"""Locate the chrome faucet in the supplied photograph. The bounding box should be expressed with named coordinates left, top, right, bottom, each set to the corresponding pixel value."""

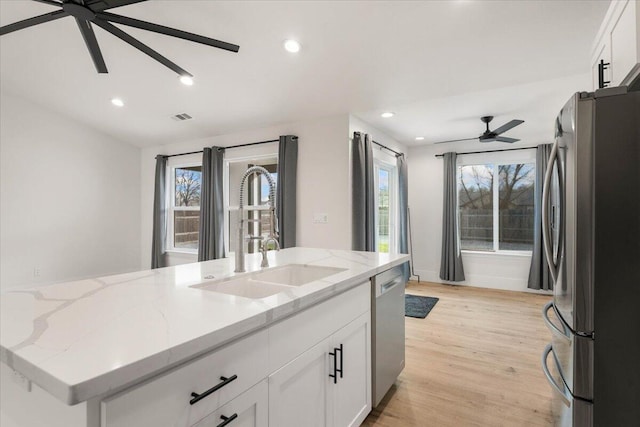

left=235, top=166, right=279, bottom=273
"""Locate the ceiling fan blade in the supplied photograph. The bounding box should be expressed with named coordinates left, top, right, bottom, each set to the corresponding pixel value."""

left=433, top=137, right=478, bottom=145
left=495, top=136, right=520, bottom=143
left=492, top=119, right=524, bottom=135
left=75, top=19, right=108, bottom=73
left=32, top=0, right=63, bottom=7
left=93, top=18, right=191, bottom=77
left=86, top=0, right=147, bottom=12
left=97, top=12, right=240, bottom=53
left=0, top=9, right=68, bottom=36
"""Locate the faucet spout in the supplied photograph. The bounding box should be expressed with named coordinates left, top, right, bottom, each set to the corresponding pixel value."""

left=235, top=166, right=279, bottom=273
left=260, top=236, right=280, bottom=268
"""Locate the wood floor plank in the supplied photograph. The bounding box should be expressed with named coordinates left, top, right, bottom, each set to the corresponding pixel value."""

left=363, top=281, right=554, bottom=427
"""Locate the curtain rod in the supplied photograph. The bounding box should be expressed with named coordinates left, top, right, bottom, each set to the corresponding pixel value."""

left=372, top=140, right=404, bottom=157
left=163, top=138, right=282, bottom=158
left=434, top=146, right=535, bottom=158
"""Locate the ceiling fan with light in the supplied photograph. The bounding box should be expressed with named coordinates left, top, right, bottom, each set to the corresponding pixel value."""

left=433, top=116, right=525, bottom=144
left=0, top=0, right=240, bottom=80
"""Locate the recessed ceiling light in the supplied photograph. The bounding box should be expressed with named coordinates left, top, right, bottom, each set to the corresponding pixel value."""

left=179, top=75, right=194, bottom=86
left=111, top=98, right=124, bottom=107
left=415, top=136, right=425, bottom=141
left=381, top=112, right=395, bottom=118
left=284, top=39, right=301, bottom=53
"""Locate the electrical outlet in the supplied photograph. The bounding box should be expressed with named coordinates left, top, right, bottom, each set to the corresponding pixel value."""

left=313, top=213, right=329, bottom=224
left=33, top=267, right=41, bottom=278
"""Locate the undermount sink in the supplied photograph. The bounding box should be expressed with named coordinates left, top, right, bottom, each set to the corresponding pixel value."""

left=250, top=264, right=347, bottom=287
left=191, top=264, right=347, bottom=299
left=192, top=277, right=292, bottom=299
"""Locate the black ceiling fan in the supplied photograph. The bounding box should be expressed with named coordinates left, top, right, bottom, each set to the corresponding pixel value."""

left=434, top=116, right=525, bottom=144
left=0, top=0, right=240, bottom=79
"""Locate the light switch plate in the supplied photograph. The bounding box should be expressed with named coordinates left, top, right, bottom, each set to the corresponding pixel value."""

left=313, top=213, right=329, bottom=224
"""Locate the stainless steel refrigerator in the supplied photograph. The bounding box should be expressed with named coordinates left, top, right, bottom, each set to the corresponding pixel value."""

left=541, top=86, right=640, bottom=427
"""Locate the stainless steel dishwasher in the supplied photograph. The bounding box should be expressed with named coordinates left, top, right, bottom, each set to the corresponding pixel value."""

left=371, top=263, right=406, bottom=407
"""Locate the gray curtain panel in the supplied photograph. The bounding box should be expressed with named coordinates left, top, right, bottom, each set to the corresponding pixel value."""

left=151, top=155, right=168, bottom=269
left=528, top=144, right=554, bottom=290
left=276, top=135, right=298, bottom=248
left=439, top=152, right=466, bottom=281
left=198, top=147, right=226, bottom=261
left=352, top=132, right=376, bottom=252
left=397, top=154, right=410, bottom=280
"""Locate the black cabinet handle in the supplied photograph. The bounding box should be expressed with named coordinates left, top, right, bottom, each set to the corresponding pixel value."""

left=329, top=349, right=338, bottom=384
left=190, top=375, right=238, bottom=405
left=336, top=344, right=343, bottom=379
left=329, top=344, right=344, bottom=384
left=216, top=413, right=238, bottom=427
left=598, top=59, right=610, bottom=89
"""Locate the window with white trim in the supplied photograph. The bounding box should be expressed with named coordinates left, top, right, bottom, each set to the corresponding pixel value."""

left=457, top=150, right=536, bottom=253
left=168, top=160, right=202, bottom=253
left=225, top=154, right=278, bottom=255
left=374, top=157, right=398, bottom=254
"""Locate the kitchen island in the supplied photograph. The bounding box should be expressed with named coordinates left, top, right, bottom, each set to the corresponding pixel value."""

left=1, top=247, right=409, bottom=427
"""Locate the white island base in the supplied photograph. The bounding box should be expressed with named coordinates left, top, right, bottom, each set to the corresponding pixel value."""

left=1, top=248, right=408, bottom=427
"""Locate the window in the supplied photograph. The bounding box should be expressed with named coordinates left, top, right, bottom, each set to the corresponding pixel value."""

left=164, top=150, right=278, bottom=256
left=457, top=151, right=535, bottom=253
left=168, top=163, right=202, bottom=252
left=458, top=164, right=494, bottom=251
left=374, top=158, right=398, bottom=253
left=225, top=155, right=278, bottom=255
left=498, top=164, right=535, bottom=250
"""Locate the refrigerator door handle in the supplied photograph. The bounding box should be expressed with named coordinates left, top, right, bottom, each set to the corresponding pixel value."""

left=542, top=140, right=559, bottom=283
left=542, top=301, right=571, bottom=341
left=542, top=343, right=572, bottom=406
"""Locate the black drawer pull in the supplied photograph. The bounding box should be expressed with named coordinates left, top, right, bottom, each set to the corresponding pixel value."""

left=336, top=344, right=343, bottom=379
left=328, top=344, right=344, bottom=384
left=598, top=59, right=610, bottom=89
left=329, top=349, right=338, bottom=384
left=190, top=375, right=238, bottom=405
left=216, top=413, right=238, bottom=427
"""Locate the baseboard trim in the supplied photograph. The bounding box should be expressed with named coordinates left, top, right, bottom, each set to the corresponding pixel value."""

left=412, top=269, right=553, bottom=295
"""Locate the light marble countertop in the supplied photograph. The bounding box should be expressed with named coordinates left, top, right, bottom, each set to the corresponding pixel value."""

left=0, top=248, right=409, bottom=405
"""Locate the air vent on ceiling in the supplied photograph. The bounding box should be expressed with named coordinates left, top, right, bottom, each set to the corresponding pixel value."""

left=171, top=113, right=193, bottom=121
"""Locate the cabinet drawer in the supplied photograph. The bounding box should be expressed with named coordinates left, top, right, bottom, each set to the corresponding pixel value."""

left=268, top=281, right=370, bottom=372
left=193, top=380, right=267, bottom=427
left=101, top=330, right=268, bottom=427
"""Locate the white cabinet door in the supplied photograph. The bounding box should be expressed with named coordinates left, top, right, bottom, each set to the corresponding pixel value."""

left=331, top=312, right=371, bottom=427
left=268, top=311, right=372, bottom=427
left=268, top=337, right=334, bottom=427
left=592, top=40, right=611, bottom=90
left=610, top=0, right=638, bottom=85
left=591, top=0, right=640, bottom=89
left=192, top=380, right=267, bottom=427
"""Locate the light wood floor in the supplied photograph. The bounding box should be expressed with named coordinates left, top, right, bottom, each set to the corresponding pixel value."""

left=363, top=281, right=554, bottom=427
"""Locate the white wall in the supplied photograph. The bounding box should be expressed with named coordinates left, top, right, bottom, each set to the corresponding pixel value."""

left=407, top=140, right=549, bottom=292
left=140, top=114, right=351, bottom=268
left=0, top=94, right=141, bottom=291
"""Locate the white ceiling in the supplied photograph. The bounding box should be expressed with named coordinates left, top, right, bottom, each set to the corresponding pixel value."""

left=356, top=73, right=591, bottom=147
left=0, top=0, right=609, bottom=147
